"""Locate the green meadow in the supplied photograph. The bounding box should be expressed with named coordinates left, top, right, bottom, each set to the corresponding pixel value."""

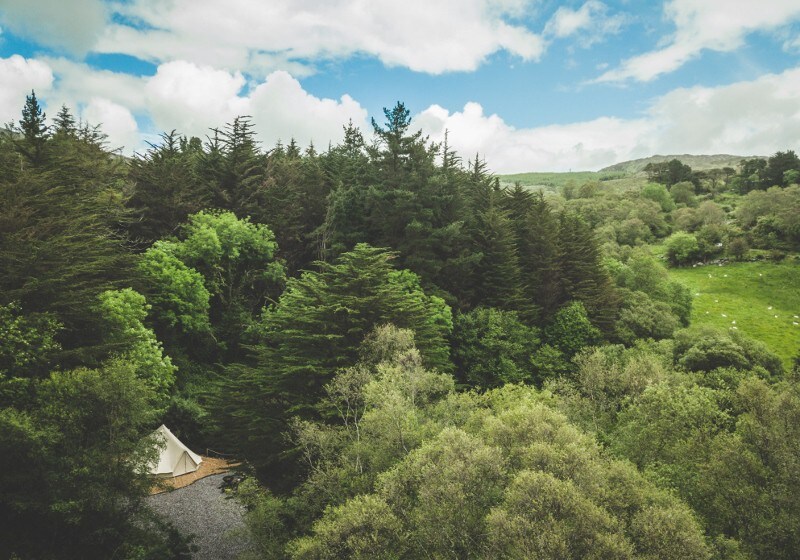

left=669, top=260, right=800, bottom=368
left=499, top=170, right=646, bottom=193
left=499, top=170, right=607, bottom=190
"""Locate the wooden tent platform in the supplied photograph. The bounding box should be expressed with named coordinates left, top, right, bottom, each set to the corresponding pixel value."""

left=150, top=456, right=240, bottom=494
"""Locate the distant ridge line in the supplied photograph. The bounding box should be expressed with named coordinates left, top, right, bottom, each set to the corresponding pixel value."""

left=599, top=153, right=766, bottom=174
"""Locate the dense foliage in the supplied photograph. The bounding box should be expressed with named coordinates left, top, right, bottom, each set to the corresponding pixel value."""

left=1, top=91, right=799, bottom=559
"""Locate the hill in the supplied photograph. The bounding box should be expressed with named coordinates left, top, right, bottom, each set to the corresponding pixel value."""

left=498, top=169, right=649, bottom=192
left=498, top=154, right=767, bottom=190
left=599, top=154, right=764, bottom=174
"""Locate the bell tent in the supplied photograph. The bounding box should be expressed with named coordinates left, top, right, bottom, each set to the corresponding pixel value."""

left=149, top=424, right=203, bottom=477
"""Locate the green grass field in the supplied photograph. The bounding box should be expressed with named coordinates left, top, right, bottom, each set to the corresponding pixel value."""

left=498, top=171, right=647, bottom=193
left=668, top=261, right=800, bottom=369
left=499, top=171, right=605, bottom=190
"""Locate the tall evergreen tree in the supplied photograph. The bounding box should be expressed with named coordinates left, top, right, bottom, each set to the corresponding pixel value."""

left=525, top=193, right=562, bottom=323
left=16, top=90, right=49, bottom=166
left=127, top=131, right=208, bottom=244
left=470, top=205, right=525, bottom=311
left=52, top=104, right=77, bottom=137
left=368, top=102, right=436, bottom=189
left=211, top=244, right=452, bottom=476
left=0, top=99, right=133, bottom=367
left=557, top=213, right=619, bottom=332
left=197, top=117, right=266, bottom=217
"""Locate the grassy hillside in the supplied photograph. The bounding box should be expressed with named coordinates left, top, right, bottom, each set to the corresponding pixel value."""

left=497, top=170, right=650, bottom=192
left=498, top=153, right=760, bottom=190
left=600, top=154, right=763, bottom=174
left=499, top=171, right=602, bottom=191
left=669, top=261, right=800, bottom=369
left=499, top=154, right=765, bottom=187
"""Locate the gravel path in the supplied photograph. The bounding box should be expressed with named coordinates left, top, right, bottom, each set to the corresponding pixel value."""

left=147, top=473, right=253, bottom=560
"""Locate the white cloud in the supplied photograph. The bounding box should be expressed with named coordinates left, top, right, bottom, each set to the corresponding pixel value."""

left=650, top=67, right=800, bottom=155
left=246, top=71, right=368, bottom=148
left=4, top=57, right=367, bottom=155
left=0, top=55, right=54, bottom=124
left=784, top=33, right=800, bottom=52
left=7, top=54, right=800, bottom=173
left=81, top=97, right=141, bottom=152
left=144, top=61, right=248, bottom=137
left=42, top=58, right=147, bottom=113
left=0, top=0, right=106, bottom=55
left=544, top=1, right=625, bottom=45
left=141, top=62, right=369, bottom=148
left=96, top=0, right=545, bottom=75
left=597, top=0, right=800, bottom=82
left=414, top=102, right=652, bottom=173
left=416, top=66, right=800, bottom=172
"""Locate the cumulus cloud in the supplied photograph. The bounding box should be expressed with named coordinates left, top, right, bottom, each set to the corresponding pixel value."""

left=8, top=58, right=367, bottom=155
left=416, top=66, right=800, bottom=172
left=96, top=0, right=545, bottom=75
left=650, top=67, right=800, bottom=155
left=41, top=58, right=147, bottom=113
left=544, top=1, right=625, bottom=45
left=597, top=0, right=800, bottom=82
left=0, top=55, right=54, bottom=124
left=82, top=97, right=141, bottom=152
left=246, top=71, right=368, bottom=148
left=142, top=62, right=369, bottom=148
left=8, top=52, right=800, bottom=172
left=414, top=102, right=652, bottom=173
left=144, top=61, right=248, bottom=136
left=0, top=0, right=106, bottom=55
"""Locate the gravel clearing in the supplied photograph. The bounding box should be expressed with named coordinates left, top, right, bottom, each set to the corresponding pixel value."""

left=147, top=473, right=253, bottom=560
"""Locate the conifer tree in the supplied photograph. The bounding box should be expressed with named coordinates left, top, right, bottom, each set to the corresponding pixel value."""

left=127, top=131, right=208, bottom=243
left=524, top=193, right=562, bottom=322
left=470, top=205, right=525, bottom=311
left=557, top=213, right=619, bottom=332
left=197, top=117, right=266, bottom=218
left=368, top=101, right=435, bottom=189
left=16, top=90, right=49, bottom=166
left=212, top=244, right=452, bottom=475
left=52, top=105, right=77, bottom=137
left=1, top=99, right=132, bottom=367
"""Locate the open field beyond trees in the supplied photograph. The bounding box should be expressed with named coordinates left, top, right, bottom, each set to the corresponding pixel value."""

left=669, top=260, right=800, bottom=368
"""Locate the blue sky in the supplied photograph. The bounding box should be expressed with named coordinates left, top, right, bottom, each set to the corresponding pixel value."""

left=1, top=0, right=799, bottom=171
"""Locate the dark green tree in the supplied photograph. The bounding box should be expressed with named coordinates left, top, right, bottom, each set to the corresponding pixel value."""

left=644, top=158, right=695, bottom=186
left=196, top=117, right=267, bottom=217
left=0, top=100, right=133, bottom=368
left=737, top=158, right=767, bottom=193
left=127, top=131, right=208, bottom=244
left=212, top=244, right=452, bottom=475
left=0, top=360, right=192, bottom=559
left=368, top=102, right=436, bottom=189
left=557, top=213, right=619, bottom=331
left=763, top=150, right=800, bottom=188
left=16, top=90, right=49, bottom=166
left=451, top=307, right=540, bottom=388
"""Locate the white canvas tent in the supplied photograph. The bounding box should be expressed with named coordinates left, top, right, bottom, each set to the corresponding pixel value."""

left=149, top=424, right=203, bottom=477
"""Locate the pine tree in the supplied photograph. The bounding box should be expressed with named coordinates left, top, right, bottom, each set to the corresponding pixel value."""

left=16, top=90, right=49, bottom=166
left=368, top=101, right=437, bottom=190
left=212, top=244, right=452, bottom=476
left=197, top=117, right=266, bottom=217
left=1, top=99, right=133, bottom=368
left=127, top=131, right=208, bottom=244
left=52, top=105, right=77, bottom=137
left=502, top=185, right=539, bottom=322
left=521, top=192, right=562, bottom=323
left=557, top=213, right=619, bottom=332
left=470, top=204, right=524, bottom=310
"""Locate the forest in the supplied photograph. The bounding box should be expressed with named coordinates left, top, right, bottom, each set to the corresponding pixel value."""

left=1, top=91, right=799, bottom=559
